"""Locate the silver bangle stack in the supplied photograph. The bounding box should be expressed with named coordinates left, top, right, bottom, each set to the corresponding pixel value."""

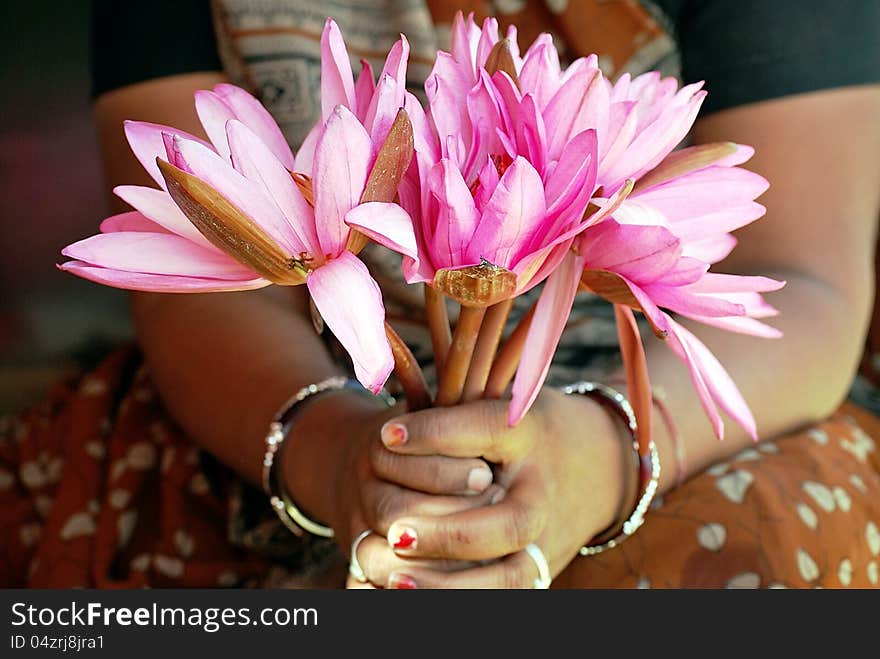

left=262, top=375, right=395, bottom=538
left=560, top=381, right=661, bottom=556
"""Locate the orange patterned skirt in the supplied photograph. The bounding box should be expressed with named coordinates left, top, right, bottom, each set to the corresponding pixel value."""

left=2, top=347, right=879, bottom=589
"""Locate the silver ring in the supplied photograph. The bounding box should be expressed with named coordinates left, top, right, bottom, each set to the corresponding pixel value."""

left=348, top=530, right=373, bottom=583
left=525, top=543, right=551, bottom=589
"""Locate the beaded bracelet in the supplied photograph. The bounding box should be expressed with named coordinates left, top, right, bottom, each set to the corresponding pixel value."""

left=560, top=381, right=661, bottom=556
left=262, top=376, right=394, bottom=538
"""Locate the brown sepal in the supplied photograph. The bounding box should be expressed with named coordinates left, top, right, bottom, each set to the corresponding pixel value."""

left=158, top=159, right=306, bottom=286
left=347, top=108, right=415, bottom=254
left=484, top=39, right=521, bottom=90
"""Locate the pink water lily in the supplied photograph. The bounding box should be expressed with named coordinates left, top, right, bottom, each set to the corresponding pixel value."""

left=343, top=12, right=637, bottom=413
left=423, top=13, right=705, bottom=188
left=349, top=13, right=633, bottom=305
left=61, top=82, right=415, bottom=393
left=395, top=13, right=624, bottom=419
left=511, top=139, right=781, bottom=433
left=293, top=18, right=421, bottom=174
left=578, top=220, right=783, bottom=439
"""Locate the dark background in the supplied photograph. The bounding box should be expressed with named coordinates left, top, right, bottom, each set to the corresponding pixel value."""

left=0, top=1, right=131, bottom=413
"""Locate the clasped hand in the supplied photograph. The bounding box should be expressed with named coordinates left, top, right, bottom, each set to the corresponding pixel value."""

left=335, top=390, right=626, bottom=589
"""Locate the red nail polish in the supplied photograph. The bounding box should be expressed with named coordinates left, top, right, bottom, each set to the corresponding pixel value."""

left=391, top=526, right=417, bottom=550
left=382, top=422, right=407, bottom=447
left=389, top=573, right=417, bottom=590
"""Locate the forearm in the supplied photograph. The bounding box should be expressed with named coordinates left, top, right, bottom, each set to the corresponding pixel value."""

left=644, top=269, right=870, bottom=492
left=131, top=287, right=344, bottom=487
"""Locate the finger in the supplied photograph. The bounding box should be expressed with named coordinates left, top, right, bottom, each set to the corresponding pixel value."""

left=362, top=479, right=506, bottom=537
left=379, top=399, right=538, bottom=462
left=354, top=532, right=477, bottom=588
left=386, top=469, right=547, bottom=561
left=386, top=550, right=543, bottom=589
left=370, top=443, right=494, bottom=495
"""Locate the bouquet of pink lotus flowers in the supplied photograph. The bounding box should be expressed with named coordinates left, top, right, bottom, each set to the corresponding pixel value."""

left=60, top=14, right=783, bottom=451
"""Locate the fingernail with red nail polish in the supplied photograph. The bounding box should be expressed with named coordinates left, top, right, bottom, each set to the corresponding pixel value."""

left=388, top=573, right=417, bottom=589
left=389, top=525, right=417, bottom=550
left=467, top=467, right=492, bottom=492
left=381, top=422, right=407, bottom=447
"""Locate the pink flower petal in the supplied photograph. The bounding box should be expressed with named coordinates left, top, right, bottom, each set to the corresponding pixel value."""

left=365, top=74, right=405, bottom=147
left=213, top=84, right=295, bottom=169
left=544, top=129, right=597, bottom=215
left=377, top=36, right=409, bottom=94
left=667, top=203, right=767, bottom=242
left=633, top=166, right=769, bottom=223
left=320, top=18, right=356, bottom=120
left=59, top=261, right=268, bottom=293
left=579, top=221, right=682, bottom=284
left=354, top=59, right=376, bottom=123
left=429, top=160, right=480, bottom=265
left=226, top=119, right=319, bottom=256
left=312, top=105, right=372, bottom=256
left=100, top=211, right=168, bottom=234
left=357, top=35, right=409, bottom=144
left=475, top=17, right=501, bottom=69
left=683, top=273, right=785, bottom=294
left=599, top=101, right=638, bottom=171
left=509, top=251, right=585, bottom=425
left=515, top=94, right=547, bottom=176
left=641, top=283, right=746, bottom=318
left=306, top=251, right=393, bottom=393
left=293, top=121, right=322, bottom=175
left=544, top=66, right=608, bottom=160
left=611, top=198, right=669, bottom=228
left=602, top=86, right=706, bottom=189
left=719, top=291, right=779, bottom=316
left=716, top=143, right=755, bottom=167
left=518, top=35, right=561, bottom=109
left=683, top=234, right=738, bottom=263
left=468, top=156, right=546, bottom=268
left=113, top=185, right=215, bottom=248
left=62, top=232, right=257, bottom=279
left=664, top=316, right=725, bottom=439
left=426, top=72, right=470, bottom=167
left=123, top=120, right=211, bottom=188
left=668, top=318, right=758, bottom=440
left=404, top=91, right=440, bottom=162
left=194, top=90, right=236, bottom=161
left=462, top=71, right=507, bottom=181
left=677, top=313, right=783, bottom=338
left=345, top=202, right=419, bottom=261
left=655, top=256, right=710, bottom=287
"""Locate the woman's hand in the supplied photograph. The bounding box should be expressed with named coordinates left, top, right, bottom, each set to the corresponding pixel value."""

left=355, top=390, right=631, bottom=588
left=279, top=389, right=504, bottom=587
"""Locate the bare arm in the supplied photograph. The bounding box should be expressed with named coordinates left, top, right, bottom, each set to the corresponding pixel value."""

left=95, top=74, right=377, bottom=526
left=646, top=85, right=880, bottom=490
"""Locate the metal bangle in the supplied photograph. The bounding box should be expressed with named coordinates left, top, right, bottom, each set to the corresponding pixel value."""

left=560, top=381, right=661, bottom=557
left=262, top=376, right=395, bottom=538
